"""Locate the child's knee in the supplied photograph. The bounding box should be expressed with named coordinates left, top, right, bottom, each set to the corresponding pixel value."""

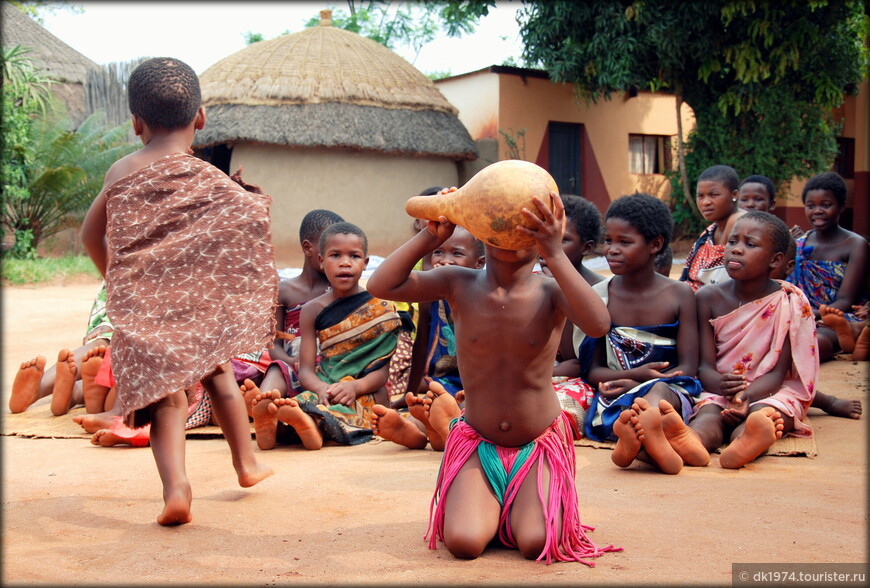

left=443, top=530, right=488, bottom=560
left=515, top=530, right=547, bottom=560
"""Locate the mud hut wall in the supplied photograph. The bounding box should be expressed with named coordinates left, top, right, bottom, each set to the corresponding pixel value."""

left=229, top=144, right=460, bottom=267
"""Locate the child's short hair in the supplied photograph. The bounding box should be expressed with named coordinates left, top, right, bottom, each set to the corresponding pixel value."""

left=128, top=57, right=201, bottom=131
left=739, top=174, right=777, bottom=204
left=738, top=211, right=791, bottom=255
left=606, top=193, right=673, bottom=252
left=801, top=171, right=847, bottom=206
left=698, top=165, right=739, bottom=193
left=562, top=194, right=602, bottom=244
left=455, top=226, right=485, bottom=259
left=654, top=244, right=673, bottom=273
left=319, top=221, right=368, bottom=255
left=419, top=186, right=444, bottom=196
left=299, top=209, right=344, bottom=244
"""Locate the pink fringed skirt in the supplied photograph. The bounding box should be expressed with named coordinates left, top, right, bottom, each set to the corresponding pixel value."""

left=426, top=411, right=621, bottom=564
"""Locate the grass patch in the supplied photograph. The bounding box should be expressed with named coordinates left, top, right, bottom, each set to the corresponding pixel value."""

left=2, top=255, right=101, bottom=286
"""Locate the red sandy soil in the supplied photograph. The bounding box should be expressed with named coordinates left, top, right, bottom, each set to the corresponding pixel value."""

left=2, top=280, right=867, bottom=586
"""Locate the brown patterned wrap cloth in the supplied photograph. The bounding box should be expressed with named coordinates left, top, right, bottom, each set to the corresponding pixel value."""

left=104, top=153, right=278, bottom=422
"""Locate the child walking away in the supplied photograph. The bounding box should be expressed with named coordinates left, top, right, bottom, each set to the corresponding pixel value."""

left=250, top=222, right=407, bottom=450
left=680, top=165, right=747, bottom=291
left=691, top=211, right=819, bottom=468
left=81, top=57, right=276, bottom=525
left=367, top=171, right=620, bottom=564
left=579, top=193, right=705, bottom=474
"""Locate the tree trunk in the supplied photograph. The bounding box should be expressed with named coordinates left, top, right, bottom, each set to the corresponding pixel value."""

left=675, top=93, right=699, bottom=217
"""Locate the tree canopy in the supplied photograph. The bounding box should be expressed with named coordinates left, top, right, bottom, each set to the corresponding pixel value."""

left=516, top=0, right=868, bottom=232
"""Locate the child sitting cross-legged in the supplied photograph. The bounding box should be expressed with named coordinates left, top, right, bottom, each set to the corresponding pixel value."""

left=690, top=211, right=819, bottom=469
left=250, top=222, right=408, bottom=450
left=579, top=193, right=706, bottom=475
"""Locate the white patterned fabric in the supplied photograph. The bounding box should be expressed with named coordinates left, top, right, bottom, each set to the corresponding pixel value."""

left=105, top=153, right=278, bottom=419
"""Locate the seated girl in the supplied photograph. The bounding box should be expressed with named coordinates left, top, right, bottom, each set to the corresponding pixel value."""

left=579, top=193, right=704, bottom=475
left=680, top=165, right=747, bottom=291
left=690, top=211, right=819, bottom=468
left=786, top=172, right=868, bottom=361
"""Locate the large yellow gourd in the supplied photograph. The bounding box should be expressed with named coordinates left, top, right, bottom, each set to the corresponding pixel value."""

left=405, top=160, right=560, bottom=250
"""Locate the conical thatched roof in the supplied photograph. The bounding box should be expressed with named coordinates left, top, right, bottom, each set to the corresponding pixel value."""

left=1, top=3, right=99, bottom=83
left=194, top=12, right=477, bottom=160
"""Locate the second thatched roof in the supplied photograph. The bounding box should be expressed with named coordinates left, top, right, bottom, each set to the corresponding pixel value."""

left=194, top=12, right=477, bottom=160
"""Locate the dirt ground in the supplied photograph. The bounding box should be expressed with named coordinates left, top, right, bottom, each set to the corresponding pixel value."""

left=2, top=279, right=867, bottom=586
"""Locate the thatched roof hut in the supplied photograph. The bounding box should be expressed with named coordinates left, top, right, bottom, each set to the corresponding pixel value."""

left=193, top=10, right=477, bottom=263
left=1, top=3, right=99, bottom=125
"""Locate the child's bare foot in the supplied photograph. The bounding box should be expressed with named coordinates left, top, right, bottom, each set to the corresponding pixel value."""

left=158, top=484, right=193, bottom=526
left=815, top=393, right=862, bottom=420
left=821, top=305, right=856, bottom=352
left=659, top=399, right=710, bottom=466
left=73, top=411, right=117, bottom=433
left=423, top=381, right=460, bottom=445
left=10, top=355, right=46, bottom=413
left=719, top=407, right=784, bottom=469
left=406, top=392, right=444, bottom=450
left=90, top=428, right=149, bottom=447
left=81, top=345, right=109, bottom=413
left=50, top=349, right=77, bottom=416
left=853, top=325, right=870, bottom=361
left=251, top=389, right=280, bottom=450
left=631, top=397, right=683, bottom=475
left=240, top=379, right=260, bottom=418
left=612, top=408, right=641, bottom=468
left=274, top=397, right=323, bottom=450
left=371, top=404, right=428, bottom=449
left=455, top=390, right=466, bottom=405
left=237, top=461, right=274, bottom=488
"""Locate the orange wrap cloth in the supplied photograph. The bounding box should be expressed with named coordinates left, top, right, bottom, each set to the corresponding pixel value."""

left=104, top=153, right=278, bottom=421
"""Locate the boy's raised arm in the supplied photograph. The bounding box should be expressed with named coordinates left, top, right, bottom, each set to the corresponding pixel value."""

left=519, top=195, right=610, bottom=338
left=367, top=218, right=454, bottom=303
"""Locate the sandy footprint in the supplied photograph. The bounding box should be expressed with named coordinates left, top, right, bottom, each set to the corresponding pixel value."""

left=10, top=355, right=46, bottom=413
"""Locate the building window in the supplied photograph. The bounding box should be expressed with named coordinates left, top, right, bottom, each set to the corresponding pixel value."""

left=629, top=134, right=673, bottom=174
left=833, top=137, right=855, bottom=179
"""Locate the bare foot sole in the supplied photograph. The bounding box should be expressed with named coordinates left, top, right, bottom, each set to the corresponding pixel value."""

left=719, top=408, right=784, bottom=469
left=251, top=389, right=280, bottom=450
left=51, top=349, right=77, bottom=416
left=659, top=399, right=710, bottom=466
left=274, top=398, right=323, bottom=451
left=371, top=404, right=428, bottom=449
left=852, top=325, right=870, bottom=361
left=73, top=411, right=118, bottom=433
left=240, top=378, right=260, bottom=418
left=632, top=397, right=683, bottom=475
left=10, top=355, right=46, bottom=413
left=406, top=392, right=444, bottom=450
left=157, top=485, right=193, bottom=526
left=612, top=409, right=642, bottom=468
left=90, top=427, right=150, bottom=447
left=81, top=345, right=109, bottom=413
left=423, top=381, right=461, bottom=445
left=820, top=305, right=856, bottom=353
